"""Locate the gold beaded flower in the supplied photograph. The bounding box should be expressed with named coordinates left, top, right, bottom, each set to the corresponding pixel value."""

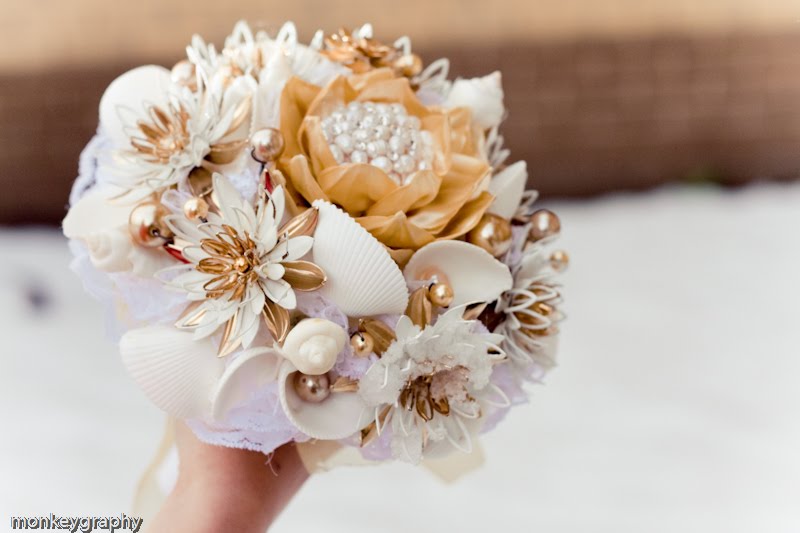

left=277, top=69, right=494, bottom=265
left=168, top=174, right=325, bottom=356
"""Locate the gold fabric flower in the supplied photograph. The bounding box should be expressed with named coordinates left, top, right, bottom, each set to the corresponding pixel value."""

left=277, top=68, right=494, bottom=264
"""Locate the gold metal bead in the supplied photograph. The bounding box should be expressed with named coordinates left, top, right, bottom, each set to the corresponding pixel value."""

left=350, top=332, right=375, bottom=358
left=528, top=209, right=561, bottom=242
left=183, top=197, right=209, bottom=220
left=251, top=128, right=285, bottom=163
left=466, top=213, right=513, bottom=257
left=129, top=201, right=173, bottom=248
left=292, top=372, right=331, bottom=403
left=428, top=282, right=454, bottom=308
left=550, top=250, right=569, bottom=272
left=394, top=53, right=423, bottom=78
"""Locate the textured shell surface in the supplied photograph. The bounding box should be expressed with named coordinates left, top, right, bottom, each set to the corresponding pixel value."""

left=311, top=200, right=409, bottom=317
left=119, top=326, right=224, bottom=419
left=282, top=318, right=347, bottom=375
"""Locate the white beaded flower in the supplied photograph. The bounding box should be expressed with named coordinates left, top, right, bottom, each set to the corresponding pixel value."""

left=321, top=101, right=434, bottom=185
left=358, top=308, right=507, bottom=464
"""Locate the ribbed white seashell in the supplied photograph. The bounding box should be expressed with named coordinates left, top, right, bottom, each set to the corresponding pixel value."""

left=211, top=347, right=282, bottom=421
left=84, top=228, right=134, bottom=272
left=99, top=65, right=173, bottom=147
left=311, top=200, right=409, bottom=316
left=278, top=361, right=371, bottom=440
left=488, top=161, right=527, bottom=219
left=120, top=326, right=224, bottom=419
left=404, top=240, right=513, bottom=308
left=282, top=318, right=347, bottom=375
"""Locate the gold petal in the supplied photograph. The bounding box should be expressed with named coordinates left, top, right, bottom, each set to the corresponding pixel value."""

left=278, top=207, right=319, bottom=239
left=331, top=376, right=359, bottom=393
left=406, top=287, right=433, bottom=328
left=218, top=314, right=241, bottom=358
left=357, top=211, right=435, bottom=250
left=282, top=260, right=327, bottom=291
left=360, top=405, right=392, bottom=447
left=432, top=396, right=450, bottom=416
left=317, top=163, right=397, bottom=215
left=262, top=300, right=290, bottom=344
left=358, top=318, right=397, bottom=356
left=462, top=302, right=488, bottom=321
left=175, top=303, right=206, bottom=329
left=206, top=139, right=248, bottom=164
left=436, top=191, right=495, bottom=242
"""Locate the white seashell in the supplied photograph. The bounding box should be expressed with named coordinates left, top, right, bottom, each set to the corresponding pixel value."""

left=444, top=71, right=505, bottom=130
left=120, top=326, right=224, bottom=419
left=488, top=161, right=527, bottom=219
left=99, top=65, right=172, bottom=147
left=282, top=318, right=347, bottom=375
left=311, top=201, right=409, bottom=316
left=63, top=186, right=132, bottom=240
left=85, top=228, right=134, bottom=272
left=404, top=240, right=513, bottom=308
left=278, top=360, right=371, bottom=440
left=211, top=347, right=282, bottom=421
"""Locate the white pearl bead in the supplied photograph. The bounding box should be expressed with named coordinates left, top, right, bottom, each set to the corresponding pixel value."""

left=351, top=150, right=368, bottom=164
left=335, top=133, right=354, bottom=154
left=366, top=140, right=387, bottom=157
left=388, top=135, right=405, bottom=153
left=323, top=102, right=433, bottom=185
left=371, top=156, right=393, bottom=174
left=328, top=144, right=344, bottom=163
left=396, top=154, right=416, bottom=174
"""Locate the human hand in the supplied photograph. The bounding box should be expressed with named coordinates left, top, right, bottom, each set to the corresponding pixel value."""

left=146, top=423, right=309, bottom=532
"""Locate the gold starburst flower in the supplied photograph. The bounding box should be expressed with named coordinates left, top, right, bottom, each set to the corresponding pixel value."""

left=168, top=174, right=325, bottom=356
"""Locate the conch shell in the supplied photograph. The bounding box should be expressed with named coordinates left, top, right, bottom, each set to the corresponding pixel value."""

left=282, top=318, right=347, bottom=375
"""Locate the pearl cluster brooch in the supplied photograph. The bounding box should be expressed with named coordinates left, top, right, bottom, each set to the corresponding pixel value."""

left=321, top=101, right=434, bottom=185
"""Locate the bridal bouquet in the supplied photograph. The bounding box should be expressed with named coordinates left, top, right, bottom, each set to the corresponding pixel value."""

left=64, top=21, right=567, bottom=466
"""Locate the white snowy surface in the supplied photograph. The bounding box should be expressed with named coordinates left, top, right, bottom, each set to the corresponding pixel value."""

left=1, top=183, right=799, bottom=532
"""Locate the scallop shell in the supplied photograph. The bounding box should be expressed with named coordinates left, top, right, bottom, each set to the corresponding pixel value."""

left=311, top=200, right=409, bottom=316
left=211, top=347, right=282, bottom=421
left=85, top=228, right=134, bottom=272
left=120, top=326, right=223, bottom=419
left=488, top=161, right=527, bottom=219
left=278, top=360, right=371, bottom=440
left=404, top=240, right=513, bottom=308
left=99, top=65, right=172, bottom=147
left=282, top=318, right=347, bottom=375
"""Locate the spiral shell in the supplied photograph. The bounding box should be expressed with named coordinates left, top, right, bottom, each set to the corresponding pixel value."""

left=84, top=228, right=134, bottom=272
left=282, top=318, right=347, bottom=375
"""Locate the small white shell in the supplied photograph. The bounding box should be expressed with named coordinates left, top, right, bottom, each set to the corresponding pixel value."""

left=404, top=240, right=513, bottom=308
left=311, top=201, right=409, bottom=316
left=488, top=161, right=527, bottom=219
left=63, top=186, right=131, bottom=240
left=99, top=65, right=172, bottom=147
left=278, top=361, right=371, bottom=440
left=120, top=326, right=224, bottom=419
left=282, top=318, right=347, bottom=375
left=84, top=228, right=134, bottom=272
left=211, top=347, right=282, bottom=421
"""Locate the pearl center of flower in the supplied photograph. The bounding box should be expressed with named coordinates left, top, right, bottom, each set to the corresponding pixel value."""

left=321, top=101, right=434, bottom=185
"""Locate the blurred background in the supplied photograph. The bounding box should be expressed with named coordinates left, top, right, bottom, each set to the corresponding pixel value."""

left=1, top=1, right=799, bottom=531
